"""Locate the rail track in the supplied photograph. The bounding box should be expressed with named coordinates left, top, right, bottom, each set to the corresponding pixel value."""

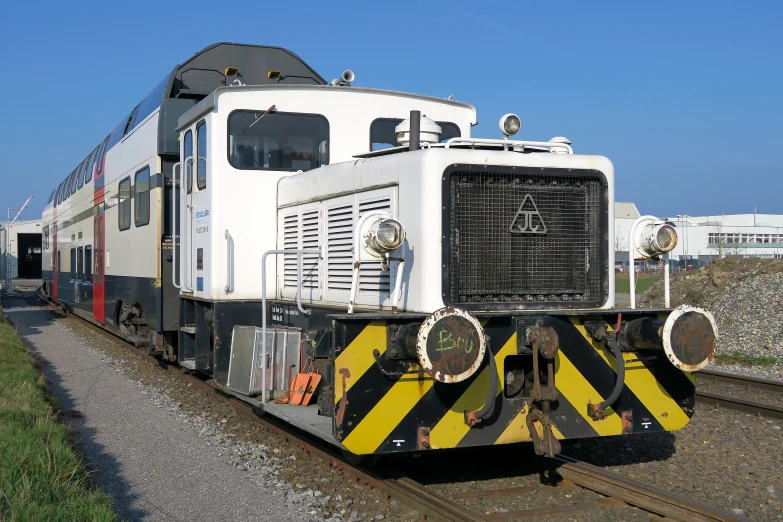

left=25, top=288, right=747, bottom=522
left=697, top=369, right=783, bottom=420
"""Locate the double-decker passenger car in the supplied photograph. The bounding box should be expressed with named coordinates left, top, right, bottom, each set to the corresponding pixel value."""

left=42, top=42, right=718, bottom=458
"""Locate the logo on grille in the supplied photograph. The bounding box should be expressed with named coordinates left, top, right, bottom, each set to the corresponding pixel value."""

left=509, top=194, right=547, bottom=234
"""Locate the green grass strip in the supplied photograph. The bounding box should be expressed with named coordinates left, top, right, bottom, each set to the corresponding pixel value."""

left=615, top=274, right=661, bottom=294
left=714, top=350, right=778, bottom=367
left=0, top=314, right=116, bottom=521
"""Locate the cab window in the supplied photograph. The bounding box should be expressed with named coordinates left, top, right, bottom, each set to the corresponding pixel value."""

left=197, top=121, right=207, bottom=190
left=184, top=130, right=193, bottom=194
left=370, top=118, right=461, bottom=151
left=228, top=111, right=328, bottom=171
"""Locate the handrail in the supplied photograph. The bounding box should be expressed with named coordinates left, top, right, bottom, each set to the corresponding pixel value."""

left=171, top=162, right=180, bottom=289
left=224, top=230, right=234, bottom=294
left=259, top=248, right=321, bottom=402
left=444, top=137, right=573, bottom=154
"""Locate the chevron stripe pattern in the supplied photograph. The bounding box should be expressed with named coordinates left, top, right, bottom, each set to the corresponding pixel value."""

left=332, top=313, right=695, bottom=455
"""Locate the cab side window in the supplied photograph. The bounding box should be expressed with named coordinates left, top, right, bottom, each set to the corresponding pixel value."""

left=197, top=121, right=207, bottom=190
left=184, top=130, right=193, bottom=194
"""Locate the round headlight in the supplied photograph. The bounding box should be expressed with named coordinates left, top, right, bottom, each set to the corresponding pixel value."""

left=374, top=219, right=405, bottom=251
left=635, top=222, right=678, bottom=258
left=655, top=225, right=678, bottom=253
left=499, top=113, right=521, bottom=136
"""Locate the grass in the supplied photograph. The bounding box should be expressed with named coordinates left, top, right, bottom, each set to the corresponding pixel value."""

left=0, top=314, right=116, bottom=521
left=615, top=273, right=661, bottom=294
left=714, top=350, right=778, bottom=367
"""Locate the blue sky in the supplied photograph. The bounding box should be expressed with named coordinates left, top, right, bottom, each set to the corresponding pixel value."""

left=1, top=0, right=780, bottom=221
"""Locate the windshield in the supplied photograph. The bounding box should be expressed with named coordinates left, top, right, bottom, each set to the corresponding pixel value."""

left=228, top=110, right=329, bottom=171
left=370, top=118, right=461, bottom=151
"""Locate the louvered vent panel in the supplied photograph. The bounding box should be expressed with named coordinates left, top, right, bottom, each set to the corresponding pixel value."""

left=358, top=197, right=392, bottom=292
left=283, top=214, right=299, bottom=288
left=327, top=204, right=354, bottom=290
left=301, top=210, right=320, bottom=289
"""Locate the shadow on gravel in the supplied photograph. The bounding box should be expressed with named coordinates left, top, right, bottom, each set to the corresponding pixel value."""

left=378, top=432, right=676, bottom=487
left=2, top=294, right=147, bottom=521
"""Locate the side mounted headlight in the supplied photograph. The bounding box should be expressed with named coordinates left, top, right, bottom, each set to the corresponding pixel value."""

left=635, top=223, right=678, bottom=258
left=366, top=218, right=405, bottom=254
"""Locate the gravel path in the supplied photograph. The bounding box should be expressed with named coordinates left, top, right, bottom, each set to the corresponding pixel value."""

left=2, top=297, right=306, bottom=522
left=3, top=294, right=414, bottom=522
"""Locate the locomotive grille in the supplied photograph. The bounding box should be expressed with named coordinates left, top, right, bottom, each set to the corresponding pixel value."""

left=445, top=167, right=607, bottom=309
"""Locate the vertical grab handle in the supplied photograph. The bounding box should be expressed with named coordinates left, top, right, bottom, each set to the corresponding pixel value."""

left=171, top=162, right=180, bottom=289
left=225, top=230, right=234, bottom=294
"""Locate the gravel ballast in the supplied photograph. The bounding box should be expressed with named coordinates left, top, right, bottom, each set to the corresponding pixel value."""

left=639, top=258, right=783, bottom=380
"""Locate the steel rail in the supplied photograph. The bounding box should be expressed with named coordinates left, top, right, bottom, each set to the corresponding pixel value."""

left=31, top=288, right=748, bottom=522
left=696, top=369, right=783, bottom=420
left=695, top=391, right=783, bottom=420
left=699, top=368, right=783, bottom=394
left=554, top=455, right=746, bottom=522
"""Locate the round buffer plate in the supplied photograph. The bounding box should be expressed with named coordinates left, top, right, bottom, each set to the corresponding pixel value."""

left=662, top=304, right=719, bottom=371
left=416, top=307, right=486, bottom=383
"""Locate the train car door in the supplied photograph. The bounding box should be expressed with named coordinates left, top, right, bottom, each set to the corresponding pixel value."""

left=191, top=121, right=209, bottom=295
left=92, top=137, right=108, bottom=323
left=52, top=225, right=58, bottom=301
left=180, top=129, right=194, bottom=292
left=93, top=210, right=105, bottom=322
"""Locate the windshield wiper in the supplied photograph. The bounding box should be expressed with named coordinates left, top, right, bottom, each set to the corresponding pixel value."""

left=238, top=104, right=276, bottom=135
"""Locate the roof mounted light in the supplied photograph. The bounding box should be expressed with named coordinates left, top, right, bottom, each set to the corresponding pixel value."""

left=499, top=113, right=521, bottom=137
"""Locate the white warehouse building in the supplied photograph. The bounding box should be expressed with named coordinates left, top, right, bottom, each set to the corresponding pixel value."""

left=615, top=203, right=783, bottom=262
left=0, top=219, right=43, bottom=284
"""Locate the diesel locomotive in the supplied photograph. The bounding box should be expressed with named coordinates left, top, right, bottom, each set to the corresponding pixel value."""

left=41, top=42, right=718, bottom=458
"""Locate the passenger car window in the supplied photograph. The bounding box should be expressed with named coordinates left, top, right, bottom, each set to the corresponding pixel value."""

left=135, top=167, right=150, bottom=227
left=197, top=121, right=207, bottom=190
left=370, top=118, right=461, bottom=151
left=118, top=177, right=131, bottom=231
left=96, top=136, right=109, bottom=178
left=228, top=111, right=329, bottom=171
left=85, top=246, right=92, bottom=281
left=85, top=146, right=98, bottom=183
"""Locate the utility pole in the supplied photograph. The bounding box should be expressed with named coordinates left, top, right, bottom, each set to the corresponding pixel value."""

left=5, top=196, right=33, bottom=291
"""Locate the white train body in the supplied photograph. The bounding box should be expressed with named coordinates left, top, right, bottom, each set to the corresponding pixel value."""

left=177, top=85, right=615, bottom=312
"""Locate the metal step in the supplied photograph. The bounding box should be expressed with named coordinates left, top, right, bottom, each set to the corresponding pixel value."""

left=180, top=326, right=196, bottom=334
left=180, top=360, right=196, bottom=370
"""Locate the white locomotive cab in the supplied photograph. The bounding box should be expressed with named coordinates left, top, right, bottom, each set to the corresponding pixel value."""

left=176, top=84, right=614, bottom=312
left=175, top=85, right=475, bottom=303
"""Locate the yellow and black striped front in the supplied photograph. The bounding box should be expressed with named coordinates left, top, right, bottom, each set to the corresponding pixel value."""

left=332, top=312, right=695, bottom=455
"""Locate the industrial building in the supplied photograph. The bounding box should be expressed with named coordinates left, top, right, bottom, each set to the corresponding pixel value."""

left=0, top=219, right=43, bottom=283
left=615, top=203, right=783, bottom=262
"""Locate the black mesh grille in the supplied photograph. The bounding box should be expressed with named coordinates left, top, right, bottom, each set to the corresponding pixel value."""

left=446, top=168, right=607, bottom=308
